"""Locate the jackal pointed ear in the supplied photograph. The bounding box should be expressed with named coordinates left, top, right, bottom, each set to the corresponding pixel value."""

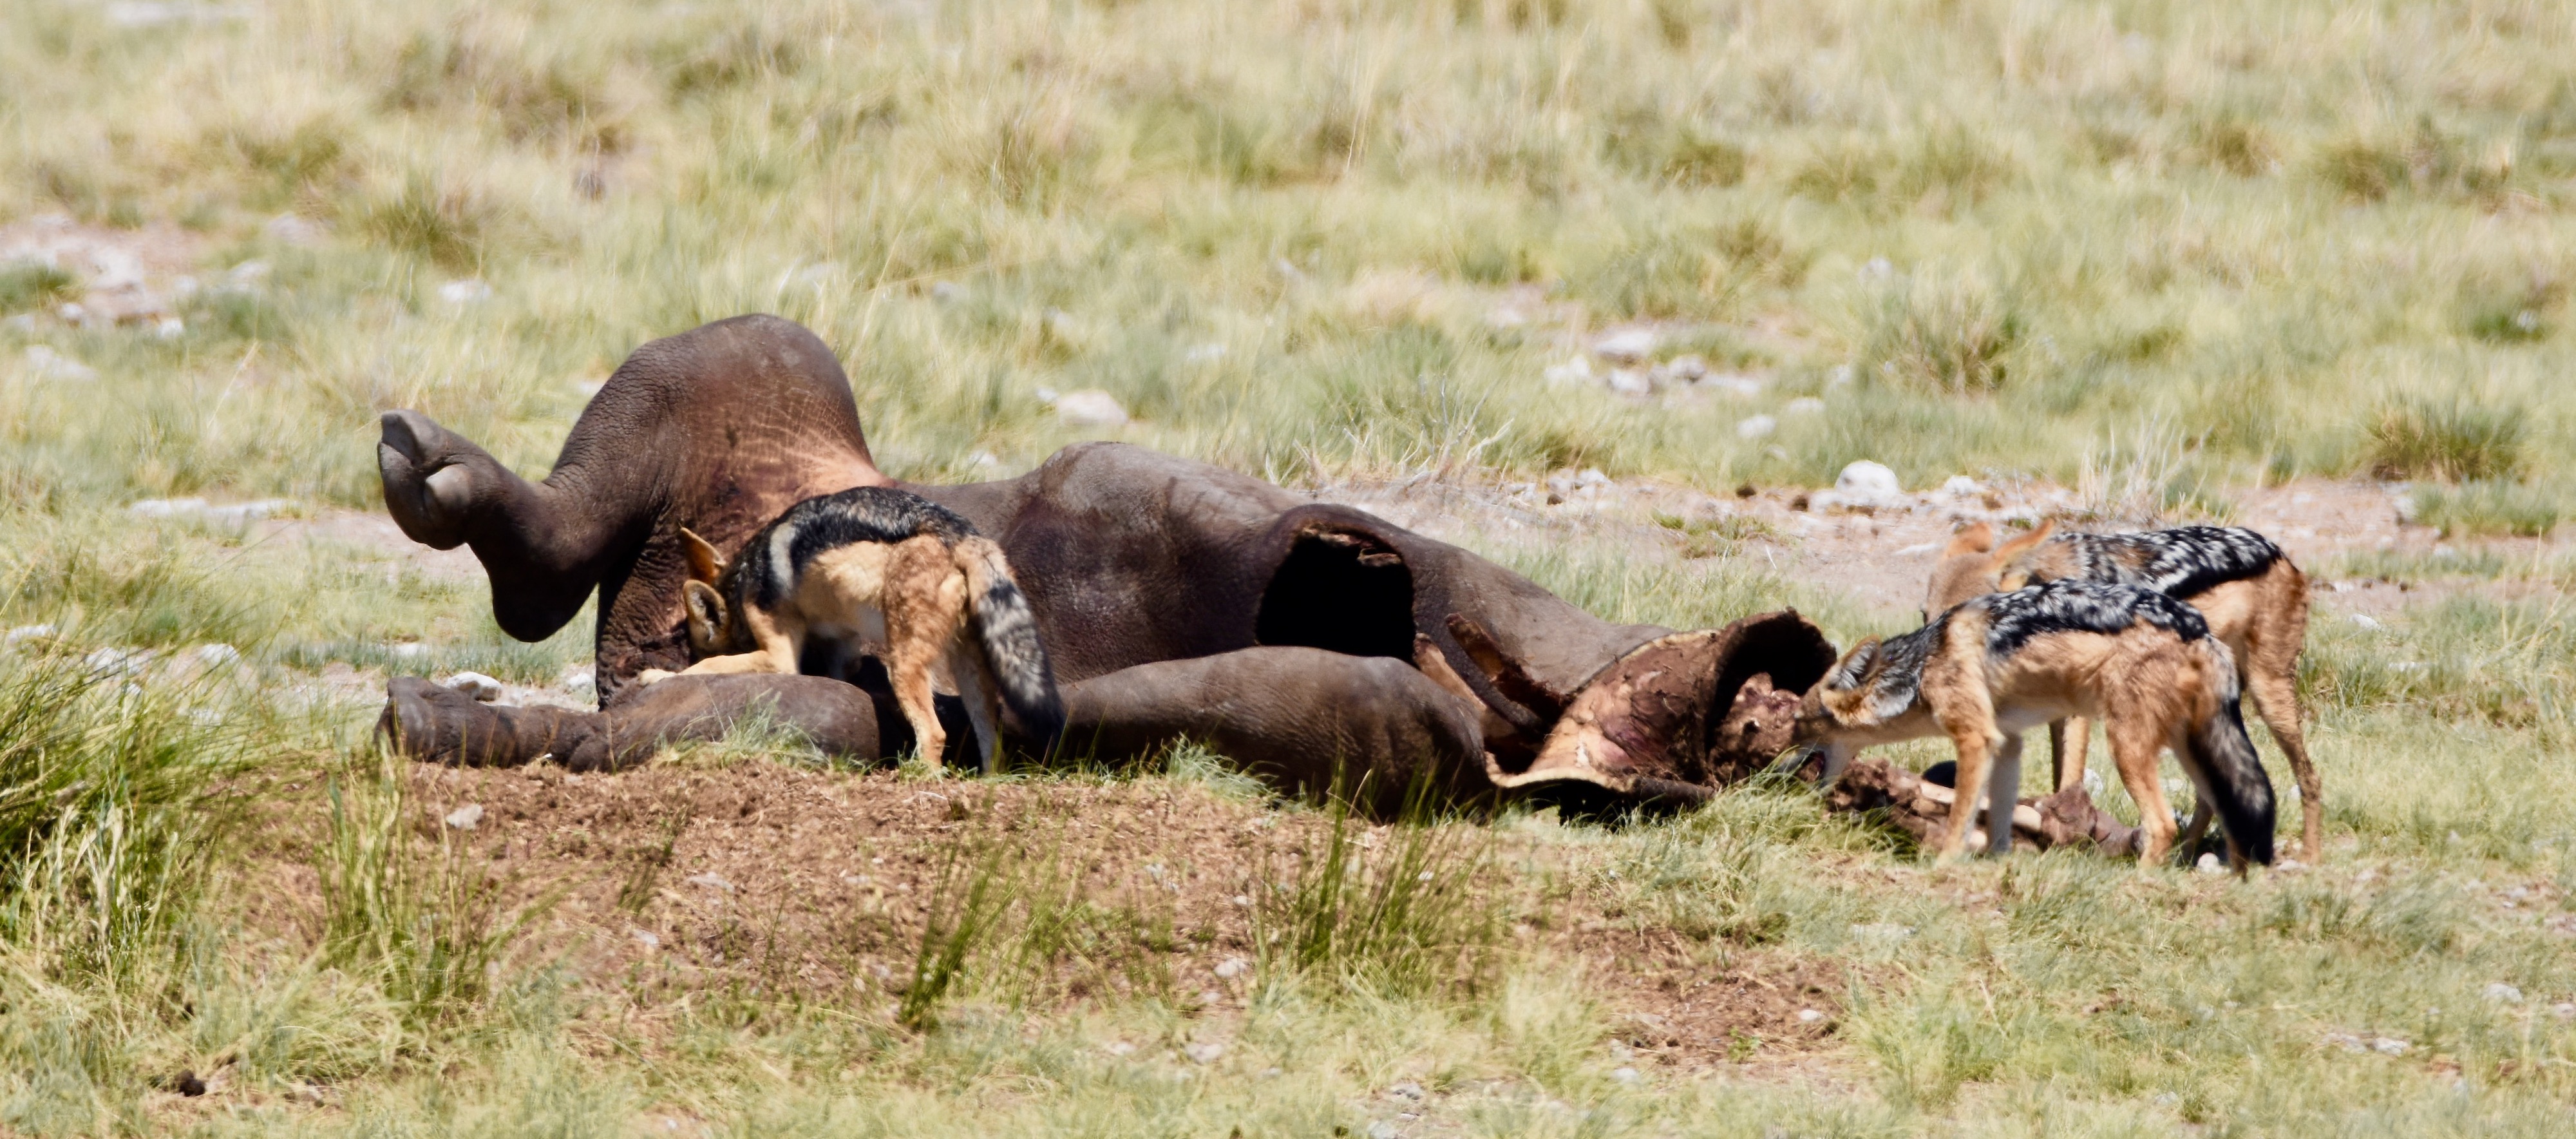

left=682, top=579, right=726, bottom=649
left=1825, top=638, right=1881, bottom=690
left=1993, top=518, right=2054, bottom=563
left=678, top=527, right=726, bottom=584
left=1942, top=521, right=1996, bottom=557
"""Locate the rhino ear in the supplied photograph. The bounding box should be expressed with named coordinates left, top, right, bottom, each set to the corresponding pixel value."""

left=683, top=580, right=727, bottom=651
left=678, top=527, right=727, bottom=584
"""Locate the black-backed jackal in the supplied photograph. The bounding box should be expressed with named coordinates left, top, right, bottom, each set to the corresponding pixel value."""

left=1799, top=579, right=2278, bottom=868
left=1924, top=521, right=2318, bottom=859
left=638, top=486, right=1065, bottom=774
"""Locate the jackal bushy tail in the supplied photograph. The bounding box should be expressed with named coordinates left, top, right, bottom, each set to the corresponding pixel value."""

left=2182, top=640, right=2276, bottom=865
left=957, top=537, right=1065, bottom=745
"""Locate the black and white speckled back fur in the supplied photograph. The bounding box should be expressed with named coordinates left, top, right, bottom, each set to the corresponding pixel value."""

left=2023, top=526, right=2282, bottom=600
left=1830, top=580, right=2215, bottom=721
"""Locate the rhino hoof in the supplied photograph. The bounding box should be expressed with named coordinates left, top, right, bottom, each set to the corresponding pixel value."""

left=378, top=410, right=470, bottom=549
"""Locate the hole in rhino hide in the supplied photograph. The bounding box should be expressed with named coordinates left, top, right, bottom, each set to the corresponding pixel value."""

left=1703, top=612, right=1839, bottom=765
left=1255, top=524, right=1417, bottom=660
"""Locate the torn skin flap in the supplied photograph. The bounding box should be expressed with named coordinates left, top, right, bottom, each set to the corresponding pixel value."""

left=1490, top=611, right=1835, bottom=797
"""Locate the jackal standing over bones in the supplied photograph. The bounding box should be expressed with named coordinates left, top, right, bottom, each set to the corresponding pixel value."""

left=638, top=486, right=1065, bottom=774
left=1924, top=521, right=2318, bottom=860
left=1799, top=579, right=2278, bottom=867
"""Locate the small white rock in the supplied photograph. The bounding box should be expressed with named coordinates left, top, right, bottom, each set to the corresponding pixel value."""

left=1543, top=358, right=1595, bottom=387
left=192, top=643, right=242, bottom=668
left=1052, top=389, right=1130, bottom=427
left=1701, top=374, right=1765, bottom=398
left=929, top=280, right=968, bottom=303
left=1797, top=1008, right=1826, bottom=1024
left=561, top=664, right=595, bottom=691
left=153, top=317, right=184, bottom=339
left=1735, top=414, right=1777, bottom=441
left=686, top=872, right=735, bottom=893
left=24, top=345, right=98, bottom=381
left=2485, top=982, right=2525, bottom=1004
left=2372, top=1037, right=2410, bottom=1056
left=388, top=642, right=429, bottom=660
left=1577, top=468, right=1611, bottom=488
left=1859, top=256, right=1895, bottom=282
left=632, top=928, right=659, bottom=950
left=1182, top=1040, right=1226, bottom=1064
left=6, top=624, right=59, bottom=646
left=441, top=671, right=505, bottom=702
left=1940, top=475, right=1985, bottom=495
left=1609, top=1066, right=1640, bottom=1084
left=436, top=279, right=493, bottom=305
left=1214, top=956, right=1249, bottom=979
left=1834, top=460, right=1902, bottom=500
left=225, top=260, right=271, bottom=289
left=443, top=803, right=484, bottom=830
left=1660, top=353, right=1709, bottom=382
left=1385, top=1082, right=1426, bottom=1102
left=1605, top=367, right=1652, bottom=396
left=1184, top=343, right=1227, bottom=363
left=1592, top=328, right=1660, bottom=363
left=2197, top=852, right=2226, bottom=874
left=1367, top=1122, right=1399, bottom=1139
left=1784, top=396, right=1826, bottom=416
left=268, top=215, right=328, bottom=246
left=2349, top=613, right=2383, bottom=630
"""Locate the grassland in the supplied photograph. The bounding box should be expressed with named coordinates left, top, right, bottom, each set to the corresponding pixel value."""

left=6, top=0, right=2576, bottom=1135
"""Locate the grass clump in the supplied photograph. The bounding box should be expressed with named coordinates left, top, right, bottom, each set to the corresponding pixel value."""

left=2410, top=481, right=2564, bottom=538
left=0, top=262, right=80, bottom=314
left=2365, top=398, right=2526, bottom=482
left=316, top=752, right=549, bottom=1024
left=1252, top=782, right=1499, bottom=1000
left=1859, top=270, right=2024, bottom=396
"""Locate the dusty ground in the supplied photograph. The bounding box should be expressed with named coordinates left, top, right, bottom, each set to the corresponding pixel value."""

left=234, top=760, right=1845, bottom=1076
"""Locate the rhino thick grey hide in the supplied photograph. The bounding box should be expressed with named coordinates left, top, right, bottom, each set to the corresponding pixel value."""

left=377, top=314, right=1825, bottom=796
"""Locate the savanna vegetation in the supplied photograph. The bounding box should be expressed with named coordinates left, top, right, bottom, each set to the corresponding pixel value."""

left=5, top=1, right=2576, bottom=1135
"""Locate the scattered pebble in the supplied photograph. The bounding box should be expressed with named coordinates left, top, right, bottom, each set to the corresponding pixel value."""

left=263, top=214, right=325, bottom=245
left=1736, top=414, right=1777, bottom=440
left=1385, top=1081, right=1426, bottom=1102
left=685, top=872, right=735, bottom=893
left=1182, top=1040, right=1225, bottom=1064
left=1103, top=1040, right=1137, bottom=1057
left=632, top=928, right=659, bottom=950
left=6, top=624, right=58, bottom=646
left=2350, top=614, right=2384, bottom=630
left=1543, top=358, right=1595, bottom=387
left=2373, top=1037, right=2411, bottom=1056
left=440, top=671, right=505, bottom=702
left=1660, top=354, right=1708, bottom=383
left=86, top=647, right=153, bottom=678
left=437, top=279, right=493, bottom=305
left=2484, top=982, right=2525, bottom=1004
left=1609, top=1066, right=1640, bottom=1084
left=1184, top=343, right=1227, bottom=363
left=24, top=345, right=98, bottom=381
left=1605, top=367, right=1652, bottom=396
left=1591, top=328, right=1659, bottom=363
left=1797, top=1008, right=1826, bottom=1024
left=2197, top=852, right=2226, bottom=874
left=562, top=664, right=595, bottom=691
left=389, top=643, right=429, bottom=660
left=1214, top=957, right=1249, bottom=979
left=1052, top=389, right=1130, bottom=427
left=1367, top=1122, right=1399, bottom=1139
left=442, top=804, right=484, bottom=830
left=1784, top=396, right=1826, bottom=416
left=1700, top=373, right=1763, bottom=398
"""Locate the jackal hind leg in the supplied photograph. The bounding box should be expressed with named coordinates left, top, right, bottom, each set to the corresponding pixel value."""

left=2050, top=717, right=2090, bottom=792
left=1985, top=733, right=2025, bottom=857
left=946, top=645, right=1003, bottom=776
left=2246, top=664, right=2320, bottom=862
left=882, top=629, right=949, bottom=773
left=2103, top=708, right=2179, bottom=866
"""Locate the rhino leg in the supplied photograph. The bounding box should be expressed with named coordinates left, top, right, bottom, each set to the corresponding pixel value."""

left=1057, top=647, right=1488, bottom=816
left=377, top=315, right=886, bottom=698
left=379, top=674, right=886, bottom=772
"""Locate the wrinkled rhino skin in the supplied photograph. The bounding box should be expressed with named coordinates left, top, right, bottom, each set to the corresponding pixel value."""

left=377, top=314, right=1826, bottom=803
left=379, top=673, right=884, bottom=772
left=378, top=314, right=887, bottom=700
left=1058, top=647, right=1488, bottom=815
